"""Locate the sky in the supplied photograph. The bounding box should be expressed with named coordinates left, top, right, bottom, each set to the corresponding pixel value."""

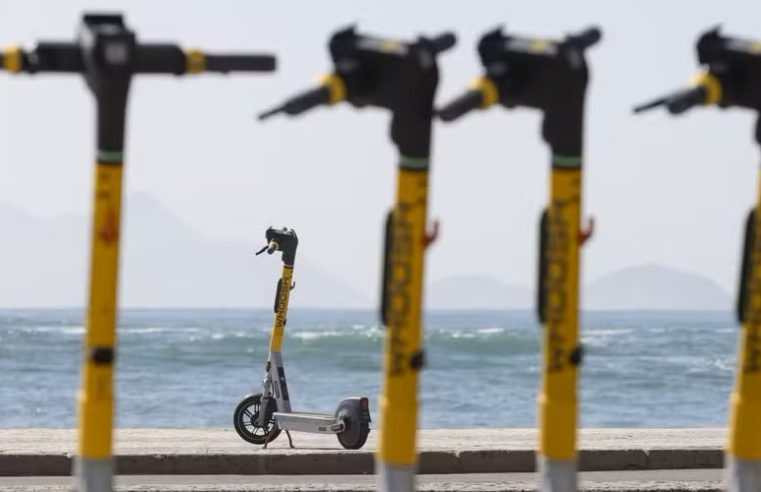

left=0, top=0, right=758, bottom=302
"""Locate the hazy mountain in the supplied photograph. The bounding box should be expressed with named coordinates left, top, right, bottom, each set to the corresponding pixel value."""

left=0, top=198, right=734, bottom=310
left=585, top=264, right=732, bottom=311
left=0, top=194, right=370, bottom=308
left=428, top=275, right=532, bottom=309
left=427, top=265, right=732, bottom=311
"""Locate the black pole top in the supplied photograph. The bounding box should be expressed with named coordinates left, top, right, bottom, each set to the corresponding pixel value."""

left=437, top=25, right=600, bottom=155
left=260, top=227, right=299, bottom=267
left=634, top=27, right=761, bottom=144
left=259, top=26, right=456, bottom=157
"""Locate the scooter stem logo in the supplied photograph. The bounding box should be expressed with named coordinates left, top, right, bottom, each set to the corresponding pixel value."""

left=275, top=273, right=292, bottom=328
left=544, top=199, right=571, bottom=372
left=386, top=202, right=414, bottom=376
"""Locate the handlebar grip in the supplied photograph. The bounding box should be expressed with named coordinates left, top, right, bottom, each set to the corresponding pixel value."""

left=136, top=44, right=185, bottom=74
left=280, top=86, right=331, bottom=115
left=568, top=27, right=602, bottom=49
left=31, top=42, right=83, bottom=72
left=136, top=45, right=277, bottom=74
left=437, top=89, right=483, bottom=122
left=430, top=32, right=456, bottom=54
left=259, top=85, right=332, bottom=120
left=666, top=85, right=707, bottom=114
left=204, top=54, right=276, bottom=73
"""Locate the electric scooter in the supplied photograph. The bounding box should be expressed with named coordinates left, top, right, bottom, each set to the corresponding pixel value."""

left=258, top=27, right=455, bottom=492
left=634, top=27, right=761, bottom=492
left=0, top=13, right=275, bottom=492
left=437, top=26, right=601, bottom=492
left=233, top=227, right=371, bottom=450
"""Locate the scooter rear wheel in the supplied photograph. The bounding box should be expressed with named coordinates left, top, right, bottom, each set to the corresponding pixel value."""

left=335, top=400, right=370, bottom=450
left=233, top=393, right=281, bottom=445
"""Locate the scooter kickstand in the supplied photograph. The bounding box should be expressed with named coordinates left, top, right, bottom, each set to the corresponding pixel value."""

left=264, top=428, right=275, bottom=449
left=285, top=430, right=295, bottom=448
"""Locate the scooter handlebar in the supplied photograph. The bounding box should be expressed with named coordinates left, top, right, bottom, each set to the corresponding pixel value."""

left=203, top=53, right=276, bottom=73
left=258, top=31, right=454, bottom=121
left=633, top=85, right=708, bottom=115
left=567, top=27, right=602, bottom=50
left=254, top=241, right=279, bottom=256
left=1, top=42, right=276, bottom=75
left=437, top=89, right=484, bottom=122
left=429, top=32, right=457, bottom=54
left=258, top=85, right=332, bottom=120
left=136, top=46, right=276, bottom=74
left=665, top=85, right=708, bottom=114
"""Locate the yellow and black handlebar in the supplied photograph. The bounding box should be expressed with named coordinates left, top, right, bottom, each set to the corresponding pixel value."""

left=256, top=227, right=299, bottom=267
left=1, top=42, right=275, bottom=75
left=437, top=26, right=600, bottom=124
left=258, top=27, right=455, bottom=122
left=1, top=13, right=275, bottom=156
left=634, top=27, right=761, bottom=119
left=1, top=17, right=275, bottom=76
left=633, top=73, right=721, bottom=115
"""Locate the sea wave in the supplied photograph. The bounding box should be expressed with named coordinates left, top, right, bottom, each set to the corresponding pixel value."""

left=0, top=308, right=739, bottom=428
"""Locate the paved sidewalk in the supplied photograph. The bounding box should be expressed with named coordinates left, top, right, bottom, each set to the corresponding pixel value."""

left=0, top=470, right=724, bottom=492
left=0, top=428, right=726, bottom=476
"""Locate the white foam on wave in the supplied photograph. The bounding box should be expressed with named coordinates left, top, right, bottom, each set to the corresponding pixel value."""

left=585, top=327, right=633, bottom=336
left=476, top=326, right=505, bottom=335
left=122, top=327, right=174, bottom=334
left=450, top=331, right=476, bottom=339
left=28, top=325, right=84, bottom=335
left=290, top=330, right=343, bottom=341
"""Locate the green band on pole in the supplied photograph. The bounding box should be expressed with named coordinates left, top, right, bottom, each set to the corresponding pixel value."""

left=97, top=150, right=123, bottom=163
left=553, top=154, right=582, bottom=168
left=399, top=156, right=429, bottom=170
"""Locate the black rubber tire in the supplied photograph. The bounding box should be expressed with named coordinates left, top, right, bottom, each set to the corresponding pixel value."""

left=233, top=393, right=281, bottom=445
left=335, top=402, right=370, bottom=450
left=338, top=421, right=369, bottom=450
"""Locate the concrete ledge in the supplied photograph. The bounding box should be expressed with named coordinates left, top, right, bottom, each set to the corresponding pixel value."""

left=0, top=428, right=727, bottom=476
left=0, top=449, right=725, bottom=476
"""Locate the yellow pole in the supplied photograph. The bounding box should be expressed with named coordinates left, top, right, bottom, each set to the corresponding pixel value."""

left=75, top=158, right=124, bottom=491
left=538, top=156, right=583, bottom=491
left=378, top=157, right=430, bottom=491
left=727, top=168, right=761, bottom=490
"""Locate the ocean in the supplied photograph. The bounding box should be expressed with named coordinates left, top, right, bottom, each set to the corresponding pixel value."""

left=0, top=309, right=738, bottom=428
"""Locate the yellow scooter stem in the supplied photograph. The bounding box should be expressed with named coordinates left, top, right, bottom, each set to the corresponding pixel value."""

left=75, top=158, right=124, bottom=491
left=538, top=161, right=584, bottom=463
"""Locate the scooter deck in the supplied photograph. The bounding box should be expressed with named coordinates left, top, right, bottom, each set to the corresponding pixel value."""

left=273, top=411, right=344, bottom=434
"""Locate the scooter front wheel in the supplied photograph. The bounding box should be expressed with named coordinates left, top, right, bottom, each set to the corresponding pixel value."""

left=233, top=393, right=281, bottom=445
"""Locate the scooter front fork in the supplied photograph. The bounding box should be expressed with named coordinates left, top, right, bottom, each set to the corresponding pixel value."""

left=256, top=371, right=274, bottom=428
